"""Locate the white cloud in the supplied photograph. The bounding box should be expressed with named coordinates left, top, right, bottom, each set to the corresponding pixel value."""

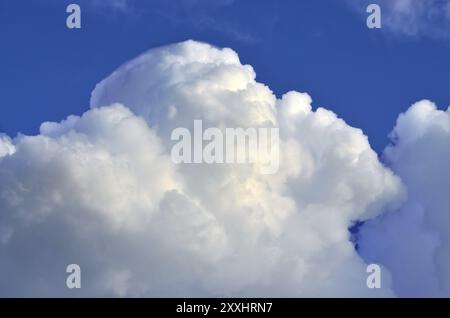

left=0, top=40, right=404, bottom=297
left=358, top=100, right=450, bottom=297
left=0, top=135, right=14, bottom=158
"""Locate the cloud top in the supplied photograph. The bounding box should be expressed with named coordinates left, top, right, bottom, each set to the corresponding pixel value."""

left=358, top=100, right=450, bottom=297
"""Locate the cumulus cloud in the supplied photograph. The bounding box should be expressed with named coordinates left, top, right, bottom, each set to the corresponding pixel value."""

left=358, top=100, right=450, bottom=297
left=0, top=40, right=405, bottom=297
left=346, top=0, right=450, bottom=39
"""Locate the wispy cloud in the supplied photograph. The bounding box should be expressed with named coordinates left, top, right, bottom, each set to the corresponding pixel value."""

left=91, top=0, right=132, bottom=11
left=153, top=0, right=259, bottom=44
left=78, top=0, right=258, bottom=43
left=84, top=0, right=137, bottom=16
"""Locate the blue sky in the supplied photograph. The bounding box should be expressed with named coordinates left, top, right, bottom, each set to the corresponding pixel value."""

left=1, top=0, right=449, bottom=152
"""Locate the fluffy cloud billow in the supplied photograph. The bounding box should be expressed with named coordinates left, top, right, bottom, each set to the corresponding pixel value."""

left=0, top=40, right=437, bottom=297
left=358, top=101, right=450, bottom=297
left=0, top=135, right=14, bottom=158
